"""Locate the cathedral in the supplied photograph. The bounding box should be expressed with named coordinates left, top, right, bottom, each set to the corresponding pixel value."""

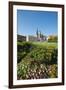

left=36, top=29, right=47, bottom=41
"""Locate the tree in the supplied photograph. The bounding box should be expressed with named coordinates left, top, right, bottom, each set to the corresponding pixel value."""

left=48, top=35, right=58, bottom=42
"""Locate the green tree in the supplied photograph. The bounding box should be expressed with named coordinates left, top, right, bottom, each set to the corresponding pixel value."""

left=48, top=35, right=58, bottom=42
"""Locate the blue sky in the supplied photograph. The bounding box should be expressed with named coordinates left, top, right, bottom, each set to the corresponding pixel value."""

left=17, top=10, right=58, bottom=36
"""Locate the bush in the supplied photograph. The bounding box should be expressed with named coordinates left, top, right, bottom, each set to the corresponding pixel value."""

left=17, top=58, right=32, bottom=79
left=17, top=41, right=34, bottom=52
left=17, top=52, right=26, bottom=63
left=17, top=41, right=35, bottom=63
left=17, top=60, right=58, bottom=79
left=29, top=47, right=57, bottom=64
left=48, top=64, right=58, bottom=78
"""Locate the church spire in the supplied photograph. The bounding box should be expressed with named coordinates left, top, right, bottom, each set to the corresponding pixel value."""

left=36, top=28, right=39, bottom=38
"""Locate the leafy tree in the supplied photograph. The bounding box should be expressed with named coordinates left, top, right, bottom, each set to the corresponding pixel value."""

left=48, top=35, right=58, bottom=42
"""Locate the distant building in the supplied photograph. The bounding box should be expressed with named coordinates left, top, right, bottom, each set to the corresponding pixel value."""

left=36, top=29, right=47, bottom=42
left=17, top=35, right=26, bottom=42
left=27, top=35, right=38, bottom=42
left=17, top=29, right=47, bottom=42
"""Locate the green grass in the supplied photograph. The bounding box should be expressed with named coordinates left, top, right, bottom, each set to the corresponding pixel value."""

left=31, top=41, right=57, bottom=49
left=17, top=41, right=57, bottom=49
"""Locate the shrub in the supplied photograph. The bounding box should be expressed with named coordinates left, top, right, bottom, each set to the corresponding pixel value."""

left=17, top=59, right=31, bottom=79
left=29, top=47, right=57, bottom=64
left=17, top=41, right=35, bottom=63
left=48, top=64, right=58, bottom=78
left=17, top=60, right=58, bottom=79
left=17, top=41, right=34, bottom=52
left=17, top=52, right=26, bottom=63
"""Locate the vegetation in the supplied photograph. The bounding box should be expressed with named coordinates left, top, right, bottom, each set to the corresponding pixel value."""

left=17, top=41, right=58, bottom=80
left=48, top=35, right=58, bottom=42
left=17, top=42, right=34, bottom=63
left=32, top=41, right=57, bottom=48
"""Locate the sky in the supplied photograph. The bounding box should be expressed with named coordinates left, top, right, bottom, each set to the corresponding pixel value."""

left=17, top=10, right=58, bottom=36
